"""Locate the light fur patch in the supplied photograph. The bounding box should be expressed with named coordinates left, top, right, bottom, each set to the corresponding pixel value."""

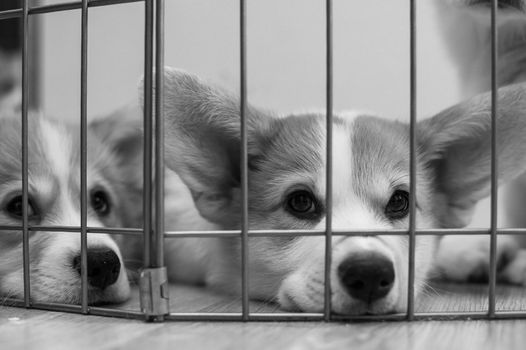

left=0, top=115, right=131, bottom=304
left=39, top=118, right=73, bottom=185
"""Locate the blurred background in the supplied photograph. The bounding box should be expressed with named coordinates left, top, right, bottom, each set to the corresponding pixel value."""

left=1, top=0, right=500, bottom=227
left=35, top=0, right=459, bottom=120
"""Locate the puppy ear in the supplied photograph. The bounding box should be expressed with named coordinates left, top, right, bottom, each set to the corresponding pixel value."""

left=148, top=67, right=274, bottom=226
left=89, top=105, right=145, bottom=230
left=89, top=103, right=143, bottom=167
left=418, top=83, right=526, bottom=228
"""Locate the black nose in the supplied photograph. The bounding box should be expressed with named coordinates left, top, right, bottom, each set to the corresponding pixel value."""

left=73, top=248, right=121, bottom=290
left=337, top=252, right=395, bottom=303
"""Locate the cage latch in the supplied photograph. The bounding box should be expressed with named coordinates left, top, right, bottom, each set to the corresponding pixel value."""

left=139, top=267, right=169, bottom=319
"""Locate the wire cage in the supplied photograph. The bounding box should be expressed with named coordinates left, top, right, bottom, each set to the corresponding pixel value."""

left=1, top=0, right=526, bottom=323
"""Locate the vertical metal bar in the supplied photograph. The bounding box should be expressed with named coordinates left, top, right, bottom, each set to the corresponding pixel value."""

left=239, top=0, right=249, bottom=321
left=323, top=0, right=333, bottom=322
left=407, top=0, right=417, bottom=321
left=140, top=0, right=169, bottom=322
left=80, top=0, right=89, bottom=314
left=21, top=0, right=30, bottom=308
left=488, top=0, right=498, bottom=318
left=143, top=0, right=154, bottom=268
left=29, top=0, right=41, bottom=110
left=154, top=0, right=165, bottom=269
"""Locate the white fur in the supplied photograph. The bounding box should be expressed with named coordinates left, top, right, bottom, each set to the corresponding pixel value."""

left=434, top=0, right=526, bottom=285
left=39, top=119, right=72, bottom=184
left=0, top=115, right=130, bottom=304
left=148, top=58, right=526, bottom=314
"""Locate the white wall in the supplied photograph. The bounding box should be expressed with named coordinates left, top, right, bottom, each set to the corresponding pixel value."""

left=40, top=0, right=498, bottom=227
left=40, top=0, right=459, bottom=120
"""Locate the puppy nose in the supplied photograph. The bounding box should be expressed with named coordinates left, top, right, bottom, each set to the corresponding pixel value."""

left=73, top=248, right=121, bottom=290
left=337, top=252, right=395, bottom=303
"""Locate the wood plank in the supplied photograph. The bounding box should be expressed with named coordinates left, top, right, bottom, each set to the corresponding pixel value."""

left=2, top=282, right=526, bottom=350
left=108, top=282, right=526, bottom=314
left=2, top=306, right=526, bottom=350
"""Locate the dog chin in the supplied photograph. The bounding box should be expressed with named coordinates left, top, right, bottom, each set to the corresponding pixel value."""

left=278, top=291, right=401, bottom=315
left=277, top=276, right=402, bottom=315
left=2, top=270, right=130, bottom=305
left=333, top=294, right=402, bottom=316
left=30, top=284, right=130, bottom=305
left=86, top=284, right=131, bottom=305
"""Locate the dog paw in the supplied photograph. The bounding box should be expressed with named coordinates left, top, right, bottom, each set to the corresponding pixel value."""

left=454, top=0, right=522, bottom=8
left=439, top=0, right=524, bottom=11
left=500, top=250, right=526, bottom=285
left=435, top=235, right=520, bottom=283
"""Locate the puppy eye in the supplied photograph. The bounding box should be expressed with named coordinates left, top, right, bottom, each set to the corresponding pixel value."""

left=4, top=195, right=36, bottom=219
left=0, top=79, right=15, bottom=95
left=285, top=190, right=319, bottom=219
left=385, top=190, right=410, bottom=220
left=90, top=190, right=111, bottom=217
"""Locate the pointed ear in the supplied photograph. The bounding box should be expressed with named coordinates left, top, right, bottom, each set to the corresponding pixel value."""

left=144, top=67, right=274, bottom=226
left=89, top=103, right=143, bottom=167
left=89, top=105, right=145, bottom=229
left=89, top=105, right=144, bottom=209
left=418, top=83, right=526, bottom=228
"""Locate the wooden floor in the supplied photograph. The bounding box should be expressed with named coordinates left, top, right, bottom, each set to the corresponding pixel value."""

left=2, top=283, right=526, bottom=350
left=122, top=282, right=526, bottom=314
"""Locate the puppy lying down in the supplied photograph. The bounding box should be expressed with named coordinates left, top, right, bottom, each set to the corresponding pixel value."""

left=0, top=114, right=131, bottom=304
left=1, top=72, right=526, bottom=314
left=107, top=67, right=526, bottom=316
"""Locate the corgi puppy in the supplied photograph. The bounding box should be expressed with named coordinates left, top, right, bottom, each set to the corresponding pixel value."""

left=148, top=67, right=526, bottom=315
left=434, top=0, right=526, bottom=284
left=90, top=105, right=220, bottom=286
left=0, top=113, right=130, bottom=304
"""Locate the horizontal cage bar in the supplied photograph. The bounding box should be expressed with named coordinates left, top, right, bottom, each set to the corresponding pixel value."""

left=5, top=295, right=526, bottom=322
left=163, top=228, right=526, bottom=238
left=0, top=0, right=143, bottom=20
left=160, top=311, right=526, bottom=322
left=2, top=227, right=526, bottom=236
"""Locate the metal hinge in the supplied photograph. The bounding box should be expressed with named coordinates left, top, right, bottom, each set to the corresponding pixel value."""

left=139, top=267, right=170, bottom=320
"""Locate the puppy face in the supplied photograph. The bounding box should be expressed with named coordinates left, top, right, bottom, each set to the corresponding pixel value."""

left=224, top=115, right=433, bottom=314
left=0, top=115, right=130, bottom=304
left=156, top=68, right=526, bottom=315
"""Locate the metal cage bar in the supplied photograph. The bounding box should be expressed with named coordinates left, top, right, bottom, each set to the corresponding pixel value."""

left=154, top=0, right=166, bottom=274
left=4, top=226, right=526, bottom=236
left=139, top=0, right=169, bottom=321
left=143, top=0, right=154, bottom=270
left=0, top=0, right=144, bottom=20
left=80, top=0, right=89, bottom=315
left=3, top=226, right=526, bottom=236
left=239, top=0, right=250, bottom=321
left=407, top=0, right=417, bottom=321
left=488, top=0, right=499, bottom=318
left=5, top=290, right=526, bottom=322
left=21, top=0, right=30, bottom=309
left=4, top=226, right=526, bottom=237
left=323, top=0, right=334, bottom=322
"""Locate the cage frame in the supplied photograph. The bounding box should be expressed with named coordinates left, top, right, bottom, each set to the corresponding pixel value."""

left=0, top=0, right=525, bottom=323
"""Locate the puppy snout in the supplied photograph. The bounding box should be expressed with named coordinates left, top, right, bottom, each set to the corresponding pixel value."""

left=337, top=252, right=395, bottom=303
left=73, top=248, right=121, bottom=290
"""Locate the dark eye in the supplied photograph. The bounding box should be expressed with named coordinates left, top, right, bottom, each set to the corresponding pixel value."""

left=385, top=190, right=410, bottom=220
left=5, top=195, right=36, bottom=219
left=285, top=190, right=319, bottom=219
left=91, top=190, right=111, bottom=216
left=0, top=79, right=15, bottom=95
